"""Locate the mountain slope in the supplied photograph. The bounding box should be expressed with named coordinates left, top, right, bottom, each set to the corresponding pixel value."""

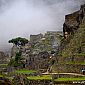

left=52, top=5, right=85, bottom=73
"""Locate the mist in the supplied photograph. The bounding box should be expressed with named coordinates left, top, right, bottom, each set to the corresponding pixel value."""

left=0, top=0, right=85, bottom=51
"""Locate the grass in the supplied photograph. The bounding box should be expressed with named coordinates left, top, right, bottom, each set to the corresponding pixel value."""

left=0, top=64, right=8, bottom=66
left=61, top=53, right=85, bottom=57
left=27, top=75, right=52, bottom=80
left=73, top=53, right=85, bottom=56
left=0, top=74, right=13, bottom=81
left=0, top=75, right=3, bottom=77
left=65, top=62, right=85, bottom=65
left=27, top=75, right=85, bottom=81
left=14, top=69, right=37, bottom=74
left=55, top=77, right=85, bottom=81
left=6, top=77, right=14, bottom=81
left=60, top=61, right=85, bottom=65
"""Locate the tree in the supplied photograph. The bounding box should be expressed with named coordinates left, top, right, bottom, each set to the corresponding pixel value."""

left=9, top=52, right=22, bottom=67
left=8, top=37, right=28, bottom=46
left=15, top=52, right=22, bottom=63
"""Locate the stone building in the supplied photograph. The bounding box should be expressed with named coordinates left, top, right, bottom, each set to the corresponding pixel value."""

left=10, top=31, right=62, bottom=71
left=30, top=33, right=43, bottom=44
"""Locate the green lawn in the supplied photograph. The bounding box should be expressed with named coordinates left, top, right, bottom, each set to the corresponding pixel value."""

left=14, top=69, right=37, bottom=74
left=0, top=75, right=3, bottom=77
left=27, top=75, right=52, bottom=80
left=55, top=77, right=85, bottom=81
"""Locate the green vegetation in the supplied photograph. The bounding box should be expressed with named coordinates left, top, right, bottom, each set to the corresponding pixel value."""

left=6, top=77, right=13, bottom=82
left=8, top=59, right=15, bottom=66
left=9, top=52, right=22, bottom=67
left=27, top=75, right=85, bottom=81
left=15, top=52, right=22, bottom=63
left=14, top=69, right=37, bottom=74
left=55, top=77, right=85, bottom=81
left=74, top=53, right=85, bottom=56
left=0, top=75, right=3, bottom=77
left=8, top=37, right=28, bottom=46
left=61, top=22, right=85, bottom=58
left=65, top=62, right=85, bottom=65
left=58, top=53, right=85, bottom=57
left=0, top=64, right=8, bottom=66
left=60, top=61, right=85, bottom=65
left=27, top=75, right=52, bottom=80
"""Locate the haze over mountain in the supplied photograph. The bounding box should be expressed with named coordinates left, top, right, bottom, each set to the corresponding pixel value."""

left=0, top=0, right=85, bottom=51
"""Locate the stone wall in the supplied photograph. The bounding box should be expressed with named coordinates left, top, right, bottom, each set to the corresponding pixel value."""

left=28, top=80, right=51, bottom=85
left=30, top=34, right=43, bottom=43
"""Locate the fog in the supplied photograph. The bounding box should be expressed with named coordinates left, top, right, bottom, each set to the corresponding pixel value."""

left=0, top=0, right=85, bottom=51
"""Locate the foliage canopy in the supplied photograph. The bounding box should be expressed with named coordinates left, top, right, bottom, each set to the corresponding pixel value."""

left=8, top=37, right=28, bottom=46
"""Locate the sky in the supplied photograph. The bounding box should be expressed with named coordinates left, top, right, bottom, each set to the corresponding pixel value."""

left=0, top=0, right=85, bottom=51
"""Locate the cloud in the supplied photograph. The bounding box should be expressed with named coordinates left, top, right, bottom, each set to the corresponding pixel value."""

left=0, top=0, right=84, bottom=51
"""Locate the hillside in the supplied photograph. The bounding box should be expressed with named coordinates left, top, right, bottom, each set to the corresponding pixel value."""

left=52, top=4, right=85, bottom=73
left=61, top=17, right=85, bottom=60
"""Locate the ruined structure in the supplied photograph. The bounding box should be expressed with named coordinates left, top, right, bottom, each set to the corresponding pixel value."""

left=30, top=33, right=43, bottom=44
left=10, top=31, right=62, bottom=71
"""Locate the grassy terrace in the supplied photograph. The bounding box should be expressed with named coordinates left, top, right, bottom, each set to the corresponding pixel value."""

left=27, top=75, right=85, bottom=81
left=0, top=64, right=8, bottom=66
left=14, top=69, right=37, bottom=74
left=74, top=54, right=85, bottom=56
left=61, top=62, right=85, bottom=65
left=59, top=53, right=85, bottom=57
left=55, top=77, right=85, bottom=81
left=27, top=75, right=52, bottom=80
left=0, top=75, right=3, bottom=77
left=27, top=76, right=85, bottom=81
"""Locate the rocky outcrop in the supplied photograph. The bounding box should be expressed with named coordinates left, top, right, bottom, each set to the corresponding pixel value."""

left=63, top=11, right=79, bottom=38
left=0, top=51, right=9, bottom=64
left=60, top=4, right=85, bottom=51
left=53, top=4, right=85, bottom=73
left=63, top=4, right=85, bottom=39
